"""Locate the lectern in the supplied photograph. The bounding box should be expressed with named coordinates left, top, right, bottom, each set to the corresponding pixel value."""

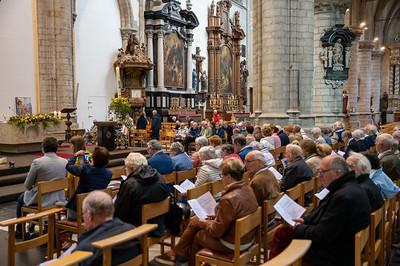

left=93, top=121, right=117, bottom=151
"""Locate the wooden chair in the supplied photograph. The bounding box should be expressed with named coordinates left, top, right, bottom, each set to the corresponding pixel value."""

left=141, top=197, right=174, bottom=262
left=301, top=178, right=316, bottom=211
left=369, top=205, right=384, bottom=266
left=131, top=129, right=147, bottom=147
left=0, top=208, right=63, bottom=266
left=210, top=179, right=224, bottom=198
left=55, top=188, right=113, bottom=256
left=21, top=178, right=66, bottom=237
left=261, top=239, right=312, bottom=266
left=384, top=198, right=394, bottom=264
left=45, top=251, right=93, bottom=266
left=160, top=130, right=176, bottom=151
left=286, top=184, right=304, bottom=206
left=195, top=207, right=262, bottom=266
left=163, top=172, right=177, bottom=185
left=92, top=224, right=158, bottom=266
left=176, top=168, right=197, bottom=184
left=270, top=146, right=286, bottom=161
left=187, top=183, right=210, bottom=200
left=262, top=194, right=283, bottom=262
left=111, top=167, right=125, bottom=180
left=355, top=225, right=370, bottom=266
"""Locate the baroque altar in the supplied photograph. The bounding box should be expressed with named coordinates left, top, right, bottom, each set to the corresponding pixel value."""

left=144, top=0, right=199, bottom=118
left=206, top=0, right=245, bottom=114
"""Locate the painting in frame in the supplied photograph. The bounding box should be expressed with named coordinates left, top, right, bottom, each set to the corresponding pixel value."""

left=164, top=32, right=185, bottom=88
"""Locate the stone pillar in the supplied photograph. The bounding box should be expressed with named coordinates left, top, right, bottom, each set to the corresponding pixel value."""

left=371, top=50, right=383, bottom=123
left=36, top=0, right=74, bottom=113
left=357, top=40, right=374, bottom=126
left=156, top=31, right=164, bottom=90
left=343, top=28, right=362, bottom=129
left=313, top=0, right=348, bottom=125
left=146, top=30, right=154, bottom=90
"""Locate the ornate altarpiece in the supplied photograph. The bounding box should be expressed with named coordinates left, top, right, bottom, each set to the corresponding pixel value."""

left=144, top=0, right=199, bottom=118
left=206, top=0, right=245, bottom=114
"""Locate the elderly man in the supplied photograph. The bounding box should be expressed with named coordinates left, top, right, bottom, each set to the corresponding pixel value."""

left=345, top=129, right=368, bottom=157
left=280, top=144, right=313, bottom=192
left=271, top=156, right=371, bottom=265
left=114, top=153, right=169, bottom=237
left=331, top=121, right=345, bottom=144
left=16, top=137, right=67, bottom=238
left=195, top=146, right=222, bottom=186
left=234, top=134, right=253, bottom=161
left=346, top=153, right=384, bottom=211
left=311, top=127, right=326, bottom=145
left=147, top=139, right=174, bottom=175
left=392, top=130, right=400, bottom=156
left=376, top=133, right=400, bottom=180
left=156, top=158, right=258, bottom=266
left=170, top=142, right=193, bottom=171
left=244, top=150, right=280, bottom=206
left=151, top=110, right=161, bottom=140
left=76, top=191, right=140, bottom=266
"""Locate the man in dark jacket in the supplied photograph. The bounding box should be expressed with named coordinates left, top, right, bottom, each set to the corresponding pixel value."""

left=280, top=144, right=313, bottom=192
left=114, top=152, right=169, bottom=237
left=292, top=156, right=371, bottom=266
left=136, top=112, right=148, bottom=130
left=276, top=125, right=290, bottom=146
left=346, top=153, right=384, bottom=211
left=75, top=191, right=140, bottom=266
left=376, top=133, right=400, bottom=180
left=151, top=110, right=161, bottom=140
left=147, top=140, right=174, bottom=175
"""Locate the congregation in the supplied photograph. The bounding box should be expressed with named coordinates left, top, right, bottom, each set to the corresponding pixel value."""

left=6, top=116, right=400, bottom=266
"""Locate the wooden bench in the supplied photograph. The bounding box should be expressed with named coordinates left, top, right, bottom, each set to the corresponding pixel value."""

left=355, top=225, right=370, bottom=266
left=0, top=208, right=63, bottom=266
left=261, top=239, right=311, bottom=266
left=262, top=194, right=283, bottom=261
left=45, top=251, right=93, bottom=266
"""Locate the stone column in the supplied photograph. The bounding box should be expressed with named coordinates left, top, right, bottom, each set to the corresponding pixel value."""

left=371, top=50, right=383, bottom=123
left=343, top=28, right=362, bottom=129
left=146, top=30, right=154, bottom=91
left=357, top=40, right=374, bottom=126
left=186, top=30, right=193, bottom=92
left=156, top=30, right=164, bottom=90
left=313, top=0, right=348, bottom=125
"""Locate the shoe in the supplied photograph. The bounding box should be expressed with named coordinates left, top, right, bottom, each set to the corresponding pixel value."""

left=15, top=230, right=23, bottom=240
left=392, top=242, right=400, bottom=249
left=154, top=253, right=175, bottom=265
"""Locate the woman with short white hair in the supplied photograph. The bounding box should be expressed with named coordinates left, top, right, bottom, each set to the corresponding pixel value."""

left=195, top=146, right=222, bottom=186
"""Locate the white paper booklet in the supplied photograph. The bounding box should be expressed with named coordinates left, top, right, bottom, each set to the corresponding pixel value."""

left=315, top=188, right=330, bottom=200
left=188, top=191, right=217, bottom=219
left=39, top=243, right=77, bottom=265
left=274, top=194, right=306, bottom=226
left=269, top=167, right=283, bottom=180
left=173, top=179, right=195, bottom=193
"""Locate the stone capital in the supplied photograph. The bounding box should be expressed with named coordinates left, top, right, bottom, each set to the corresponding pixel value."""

left=358, top=40, right=374, bottom=50
left=145, top=30, right=154, bottom=39
left=120, top=28, right=137, bottom=41
left=349, top=27, right=363, bottom=39
left=314, top=0, right=349, bottom=14
left=156, top=30, right=165, bottom=39
left=372, top=49, right=384, bottom=59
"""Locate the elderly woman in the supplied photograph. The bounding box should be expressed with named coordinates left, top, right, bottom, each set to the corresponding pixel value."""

left=156, top=158, right=258, bottom=266
left=208, top=135, right=223, bottom=158
left=280, top=144, right=313, bottom=192
left=300, top=139, right=321, bottom=176
left=260, top=124, right=275, bottom=150
left=195, top=146, right=222, bottom=186
left=170, top=142, right=193, bottom=171
left=114, top=152, right=169, bottom=237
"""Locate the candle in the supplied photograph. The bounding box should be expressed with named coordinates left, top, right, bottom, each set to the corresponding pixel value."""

left=58, top=111, right=62, bottom=119
left=53, top=111, right=57, bottom=117
left=116, top=66, right=121, bottom=97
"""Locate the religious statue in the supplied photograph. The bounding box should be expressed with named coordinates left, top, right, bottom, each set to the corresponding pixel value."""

left=234, top=11, right=240, bottom=26
left=126, top=34, right=140, bottom=56
left=320, top=47, right=328, bottom=68
left=200, top=71, right=208, bottom=92
left=209, top=0, right=215, bottom=16
left=240, top=59, right=249, bottom=89
left=333, top=38, right=344, bottom=65
left=192, top=68, right=198, bottom=91
left=345, top=47, right=351, bottom=68
left=327, top=46, right=333, bottom=67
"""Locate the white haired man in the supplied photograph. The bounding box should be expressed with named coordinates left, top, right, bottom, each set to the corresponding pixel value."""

left=376, top=133, right=400, bottom=180
left=311, top=127, right=326, bottom=145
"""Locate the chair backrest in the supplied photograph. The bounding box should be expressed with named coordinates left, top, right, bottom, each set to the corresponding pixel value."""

left=271, top=146, right=286, bottom=160
left=234, top=207, right=262, bottom=262
left=37, top=178, right=67, bottom=210
left=261, top=239, right=312, bottom=266
left=76, top=188, right=113, bottom=227
left=141, top=197, right=170, bottom=224
left=355, top=225, right=370, bottom=266
left=45, top=251, right=93, bottom=266
left=176, top=168, right=197, bottom=184
left=187, top=183, right=210, bottom=200
left=111, top=167, right=125, bottom=180
left=286, top=184, right=304, bottom=206
left=369, top=205, right=384, bottom=266
left=162, top=172, right=177, bottom=185
left=210, top=180, right=224, bottom=197
left=91, top=224, right=158, bottom=266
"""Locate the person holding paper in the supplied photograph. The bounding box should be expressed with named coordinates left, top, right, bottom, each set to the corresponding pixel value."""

left=280, top=144, right=313, bottom=192
left=114, top=152, right=169, bottom=237
left=244, top=150, right=280, bottom=206
left=271, top=156, right=371, bottom=266
left=155, top=158, right=258, bottom=266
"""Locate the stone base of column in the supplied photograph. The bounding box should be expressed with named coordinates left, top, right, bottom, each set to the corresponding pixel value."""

left=314, top=113, right=344, bottom=126
left=257, top=112, right=315, bottom=127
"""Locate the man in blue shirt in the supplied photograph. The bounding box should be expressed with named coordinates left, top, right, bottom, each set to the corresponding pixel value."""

left=147, top=140, right=174, bottom=175
left=170, top=142, right=193, bottom=172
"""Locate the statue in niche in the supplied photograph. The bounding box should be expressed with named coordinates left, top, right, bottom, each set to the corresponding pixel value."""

left=345, top=47, right=351, bottom=68
left=333, top=38, right=344, bottom=65
left=126, top=34, right=140, bottom=56
left=192, top=47, right=205, bottom=91
left=200, top=71, right=208, bottom=92
left=240, top=59, right=249, bottom=90
left=209, top=0, right=215, bottom=16
left=327, top=46, right=333, bottom=67
left=234, top=11, right=240, bottom=26
left=192, top=68, right=198, bottom=91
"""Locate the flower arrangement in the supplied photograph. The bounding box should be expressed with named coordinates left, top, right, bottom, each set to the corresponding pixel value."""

left=109, top=97, right=131, bottom=118
left=8, top=113, right=61, bottom=129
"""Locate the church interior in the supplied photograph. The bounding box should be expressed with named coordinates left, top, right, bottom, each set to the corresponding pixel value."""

left=0, top=0, right=400, bottom=265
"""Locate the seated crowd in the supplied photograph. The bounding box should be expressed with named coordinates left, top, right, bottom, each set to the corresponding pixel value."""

left=8, top=119, right=400, bottom=266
